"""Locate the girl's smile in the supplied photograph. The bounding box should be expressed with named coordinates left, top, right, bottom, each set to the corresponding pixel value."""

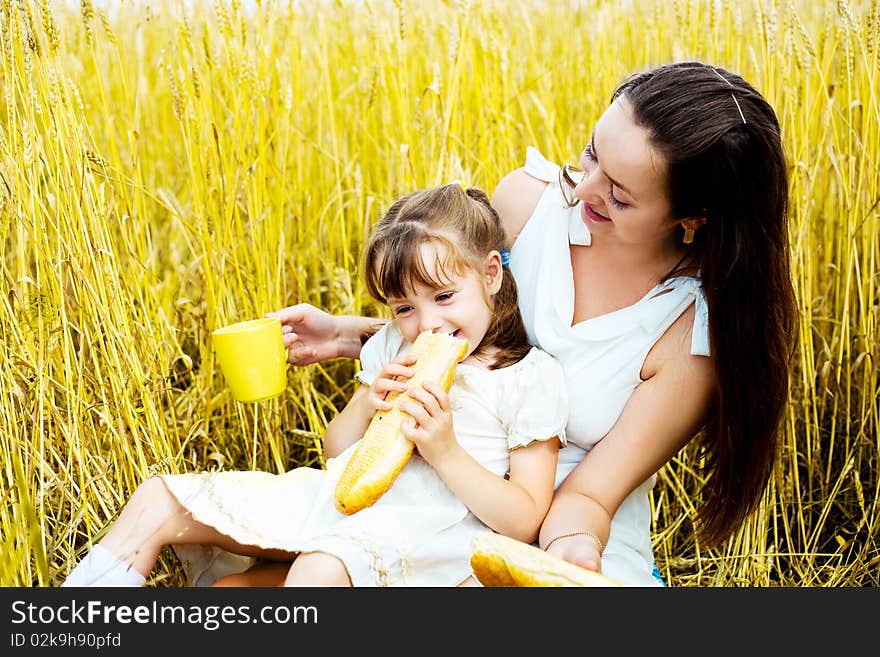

left=386, top=243, right=498, bottom=366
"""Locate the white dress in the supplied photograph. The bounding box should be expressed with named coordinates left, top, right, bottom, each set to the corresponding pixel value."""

left=162, top=323, right=567, bottom=587
left=510, top=147, right=711, bottom=586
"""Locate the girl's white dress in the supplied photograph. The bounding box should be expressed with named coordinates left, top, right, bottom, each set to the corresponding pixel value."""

left=162, top=326, right=567, bottom=587
left=510, top=147, right=711, bottom=586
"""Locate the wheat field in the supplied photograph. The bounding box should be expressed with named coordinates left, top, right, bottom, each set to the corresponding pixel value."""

left=0, top=0, right=877, bottom=587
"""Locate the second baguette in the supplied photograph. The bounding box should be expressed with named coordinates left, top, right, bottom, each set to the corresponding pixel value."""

left=470, top=532, right=622, bottom=587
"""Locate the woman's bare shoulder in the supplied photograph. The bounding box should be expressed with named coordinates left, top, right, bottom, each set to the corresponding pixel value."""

left=642, top=304, right=715, bottom=386
left=491, top=168, right=549, bottom=247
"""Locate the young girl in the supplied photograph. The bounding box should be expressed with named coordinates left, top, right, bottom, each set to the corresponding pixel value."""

left=61, top=183, right=567, bottom=588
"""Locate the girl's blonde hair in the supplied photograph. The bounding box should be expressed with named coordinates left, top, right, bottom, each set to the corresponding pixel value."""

left=364, top=184, right=530, bottom=369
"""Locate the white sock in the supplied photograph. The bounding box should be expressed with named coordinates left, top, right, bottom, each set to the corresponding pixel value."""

left=61, top=544, right=146, bottom=587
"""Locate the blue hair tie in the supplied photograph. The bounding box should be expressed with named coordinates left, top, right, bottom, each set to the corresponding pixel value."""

left=500, top=248, right=510, bottom=268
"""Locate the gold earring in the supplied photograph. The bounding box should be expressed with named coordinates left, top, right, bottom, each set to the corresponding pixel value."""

left=682, top=227, right=695, bottom=244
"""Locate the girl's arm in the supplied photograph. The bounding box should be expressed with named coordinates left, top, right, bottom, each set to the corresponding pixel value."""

left=432, top=437, right=560, bottom=544
left=323, top=355, right=417, bottom=458
left=266, top=304, right=387, bottom=365
left=400, top=382, right=559, bottom=544
left=539, top=308, right=716, bottom=571
left=322, top=385, right=374, bottom=458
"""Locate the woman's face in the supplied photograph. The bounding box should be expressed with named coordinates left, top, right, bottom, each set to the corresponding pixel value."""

left=572, top=96, right=681, bottom=248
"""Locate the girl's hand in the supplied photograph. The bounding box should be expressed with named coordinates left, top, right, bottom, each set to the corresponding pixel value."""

left=397, top=380, right=457, bottom=465
left=545, top=534, right=603, bottom=573
left=265, top=303, right=340, bottom=365
left=367, top=355, right=417, bottom=413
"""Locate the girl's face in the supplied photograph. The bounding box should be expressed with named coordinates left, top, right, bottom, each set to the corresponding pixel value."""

left=386, top=242, right=501, bottom=364
left=571, top=97, right=684, bottom=248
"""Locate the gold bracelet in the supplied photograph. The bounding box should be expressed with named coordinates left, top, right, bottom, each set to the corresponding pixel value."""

left=544, top=531, right=605, bottom=556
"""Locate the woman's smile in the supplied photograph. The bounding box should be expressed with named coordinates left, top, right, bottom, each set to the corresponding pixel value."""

left=581, top=201, right=612, bottom=224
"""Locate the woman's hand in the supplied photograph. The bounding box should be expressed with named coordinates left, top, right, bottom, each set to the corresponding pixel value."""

left=265, top=304, right=341, bottom=365
left=397, top=380, right=457, bottom=465
left=366, top=355, right=417, bottom=413
left=545, top=534, right=603, bottom=573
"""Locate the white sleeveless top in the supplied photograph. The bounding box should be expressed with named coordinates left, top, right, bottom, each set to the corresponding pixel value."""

left=510, top=147, right=711, bottom=586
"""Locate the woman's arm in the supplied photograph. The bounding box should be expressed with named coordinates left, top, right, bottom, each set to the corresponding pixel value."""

left=266, top=304, right=387, bottom=365
left=540, top=309, right=716, bottom=571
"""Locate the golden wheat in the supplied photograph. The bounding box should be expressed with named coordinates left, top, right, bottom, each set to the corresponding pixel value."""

left=0, top=0, right=876, bottom=587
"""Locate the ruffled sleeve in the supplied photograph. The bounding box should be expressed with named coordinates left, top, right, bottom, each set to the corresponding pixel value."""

left=355, top=322, right=408, bottom=386
left=497, top=349, right=568, bottom=450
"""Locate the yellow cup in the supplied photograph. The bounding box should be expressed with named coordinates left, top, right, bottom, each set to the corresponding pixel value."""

left=212, top=317, right=288, bottom=403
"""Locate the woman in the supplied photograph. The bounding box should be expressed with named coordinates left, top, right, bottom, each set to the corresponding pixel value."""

left=268, top=61, right=798, bottom=586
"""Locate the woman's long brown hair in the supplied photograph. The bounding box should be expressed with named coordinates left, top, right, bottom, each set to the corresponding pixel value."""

left=612, top=62, right=798, bottom=546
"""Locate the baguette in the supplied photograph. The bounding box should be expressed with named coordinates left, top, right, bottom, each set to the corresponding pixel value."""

left=333, top=330, right=469, bottom=514
left=470, top=532, right=622, bottom=587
